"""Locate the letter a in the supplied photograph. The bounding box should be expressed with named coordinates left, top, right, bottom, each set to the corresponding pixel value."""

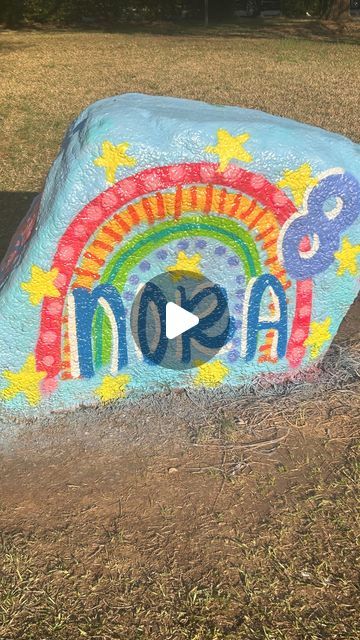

left=242, top=275, right=287, bottom=362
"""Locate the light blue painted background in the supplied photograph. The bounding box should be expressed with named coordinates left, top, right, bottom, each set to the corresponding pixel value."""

left=0, top=93, right=359, bottom=414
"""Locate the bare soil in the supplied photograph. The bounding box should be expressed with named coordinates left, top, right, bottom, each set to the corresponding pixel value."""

left=0, top=301, right=359, bottom=638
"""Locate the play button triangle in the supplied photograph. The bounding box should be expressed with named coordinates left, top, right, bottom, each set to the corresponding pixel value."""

left=166, top=302, right=199, bottom=340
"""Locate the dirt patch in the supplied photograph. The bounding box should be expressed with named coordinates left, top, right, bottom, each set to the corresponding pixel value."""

left=0, top=327, right=359, bottom=638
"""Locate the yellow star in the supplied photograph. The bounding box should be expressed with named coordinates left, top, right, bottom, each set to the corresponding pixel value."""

left=94, top=140, right=136, bottom=183
left=277, top=163, right=318, bottom=207
left=205, top=129, right=253, bottom=172
left=21, top=265, right=60, bottom=305
left=166, top=251, right=202, bottom=281
left=334, top=237, right=360, bottom=277
left=304, top=318, right=332, bottom=359
left=95, top=373, right=131, bottom=403
left=0, top=355, right=46, bottom=406
left=194, top=360, right=229, bottom=387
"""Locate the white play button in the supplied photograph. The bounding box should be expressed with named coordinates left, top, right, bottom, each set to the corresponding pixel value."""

left=165, top=302, right=199, bottom=340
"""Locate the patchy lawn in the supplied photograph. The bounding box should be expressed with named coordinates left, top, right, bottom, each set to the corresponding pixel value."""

left=0, top=25, right=359, bottom=195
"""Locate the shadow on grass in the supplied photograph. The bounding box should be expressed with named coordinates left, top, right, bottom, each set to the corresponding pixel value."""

left=104, top=17, right=360, bottom=45
left=0, top=191, right=38, bottom=261
left=1, top=17, right=360, bottom=45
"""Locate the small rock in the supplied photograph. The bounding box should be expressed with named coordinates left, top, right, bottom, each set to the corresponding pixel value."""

left=168, top=467, right=178, bottom=474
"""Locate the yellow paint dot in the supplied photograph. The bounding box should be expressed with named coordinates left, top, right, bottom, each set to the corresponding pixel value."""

left=334, top=237, right=360, bottom=277
left=277, top=163, right=318, bottom=207
left=304, top=317, right=332, bottom=359
left=21, top=265, right=60, bottom=305
left=0, top=355, right=46, bottom=406
left=194, top=360, right=229, bottom=387
left=166, top=251, right=202, bottom=281
left=95, top=374, right=131, bottom=403
left=94, top=140, right=136, bottom=183
left=205, top=128, right=253, bottom=172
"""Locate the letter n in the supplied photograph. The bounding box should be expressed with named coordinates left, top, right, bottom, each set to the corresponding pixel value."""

left=68, top=285, right=127, bottom=378
left=241, top=275, right=287, bottom=362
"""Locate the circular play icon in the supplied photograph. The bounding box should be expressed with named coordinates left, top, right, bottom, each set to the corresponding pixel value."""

left=130, top=271, right=233, bottom=371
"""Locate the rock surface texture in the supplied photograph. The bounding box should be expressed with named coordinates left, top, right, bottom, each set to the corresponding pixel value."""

left=0, top=93, right=359, bottom=416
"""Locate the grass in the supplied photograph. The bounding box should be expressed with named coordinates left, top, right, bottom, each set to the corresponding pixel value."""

left=0, top=21, right=359, bottom=640
left=0, top=25, right=359, bottom=193
left=0, top=441, right=359, bottom=639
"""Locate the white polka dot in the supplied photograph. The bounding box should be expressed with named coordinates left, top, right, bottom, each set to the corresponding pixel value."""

left=43, top=331, right=57, bottom=345
left=168, top=165, right=185, bottom=182
left=102, top=191, right=119, bottom=208
left=55, top=272, right=67, bottom=287
left=48, top=301, right=62, bottom=315
left=251, top=174, right=265, bottom=189
left=74, top=224, right=86, bottom=238
left=293, top=328, right=306, bottom=342
left=222, top=164, right=242, bottom=183
left=299, top=305, right=311, bottom=318
left=86, top=205, right=103, bottom=221
left=121, top=178, right=137, bottom=197
left=143, top=173, right=162, bottom=191
left=59, top=246, right=74, bottom=261
left=301, top=280, right=313, bottom=294
left=200, top=165, right=216, bottom=182
left=273, top=191, right=288, bottom=206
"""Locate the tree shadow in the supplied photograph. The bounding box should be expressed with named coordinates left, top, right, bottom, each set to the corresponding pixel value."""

left=103, top=17, right=360, bottom=45
left=0, top=191, right=38, bottom=262
left=2, top=17, right=360, bottom=45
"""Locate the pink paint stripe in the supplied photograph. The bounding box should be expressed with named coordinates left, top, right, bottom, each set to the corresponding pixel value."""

left=286, top=279, right=313, bottom=369
left=36, top=162, right=296, bottom=377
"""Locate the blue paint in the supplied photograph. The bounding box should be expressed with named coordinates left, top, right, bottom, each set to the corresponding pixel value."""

left=244, top=275, right=288, bottom=362
left=72, top=285, right=127, bottom=378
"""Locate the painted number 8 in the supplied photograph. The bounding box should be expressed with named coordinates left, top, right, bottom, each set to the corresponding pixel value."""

left=281, top=170, right=360, bottom=280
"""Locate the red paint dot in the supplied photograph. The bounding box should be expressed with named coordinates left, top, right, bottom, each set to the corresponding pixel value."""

left=299, top=236, right=311, bottom=252
left=43, top=355, right=55, bottom=367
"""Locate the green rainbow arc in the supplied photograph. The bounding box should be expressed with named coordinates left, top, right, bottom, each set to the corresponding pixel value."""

left=94, top=215, right=263, bottom=367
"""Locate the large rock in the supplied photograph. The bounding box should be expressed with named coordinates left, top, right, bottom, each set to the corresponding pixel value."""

left=0, top=93, right=359, bottom=415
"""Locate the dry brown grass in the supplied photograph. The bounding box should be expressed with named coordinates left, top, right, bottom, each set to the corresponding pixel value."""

left=0, top=26, right=359, bottom=193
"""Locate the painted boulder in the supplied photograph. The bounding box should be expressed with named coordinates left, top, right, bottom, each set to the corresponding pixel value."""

left=0, top=93, right=359, bottom=416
